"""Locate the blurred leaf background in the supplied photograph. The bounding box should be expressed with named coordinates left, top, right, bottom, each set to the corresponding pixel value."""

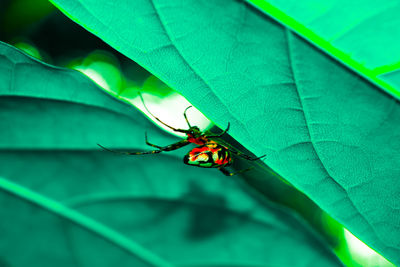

left=0, top=0, right=397, bottom=266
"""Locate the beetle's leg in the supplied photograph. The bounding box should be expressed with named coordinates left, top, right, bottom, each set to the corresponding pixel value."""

left=151, top=116, right=190, bottom=134
left=144, top=132, right=163, bottom=149
left=97, top=144, right=162, bottom=155
left=145, top=135, right=191, bottom=151
left=98, top=139, right=190, bottom=155
left=183, top=106, right=193, bottom=128
left=218, top=166, right=254, bottom=176
left=160, top=139, right=191, bottom=151
left=228, top=149, right=266, bottom=161
left=207, top=122, right=230, bottom=138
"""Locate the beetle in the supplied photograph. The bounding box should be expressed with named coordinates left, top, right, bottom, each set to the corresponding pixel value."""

left=98, top=95, right=265, bottom=176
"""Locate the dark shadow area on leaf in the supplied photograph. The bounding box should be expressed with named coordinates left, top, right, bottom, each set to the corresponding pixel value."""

left=181, top=182, right=234, bottom=241
left=0, top=258, right=11, bottom=267
left=209, top=125, right=345, bottom=248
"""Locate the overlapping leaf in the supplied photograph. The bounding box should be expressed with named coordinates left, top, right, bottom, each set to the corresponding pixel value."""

left=247, top=0, right=400, bottom=99
left=0, top=42, right=344, bottom=266
left=49, top=0, right=400, bottom=264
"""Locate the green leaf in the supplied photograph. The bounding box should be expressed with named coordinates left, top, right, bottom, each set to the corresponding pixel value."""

left=48, top=1, right=400, bottom=265
left=246, top=0, right=400, bottom=100
left=0, top=177, right=173, bottom=267
left=0, top=41, right=176, bottom=150
left=0, top=42, right=344, bottom=266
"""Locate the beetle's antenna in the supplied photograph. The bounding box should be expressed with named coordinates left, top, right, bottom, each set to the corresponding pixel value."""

left=183, top=106, right=193, bottom=128
left=138, top=92, right=188, bottom=133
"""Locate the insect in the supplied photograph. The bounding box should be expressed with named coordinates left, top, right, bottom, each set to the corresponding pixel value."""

left=98, top=95, right=265, bottom=176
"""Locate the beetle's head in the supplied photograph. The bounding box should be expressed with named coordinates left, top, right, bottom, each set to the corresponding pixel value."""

left=187, top=126, right=202, bottom=138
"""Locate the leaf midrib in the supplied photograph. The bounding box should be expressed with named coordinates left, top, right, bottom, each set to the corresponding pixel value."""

left=284, top=29, right=391, bottom=251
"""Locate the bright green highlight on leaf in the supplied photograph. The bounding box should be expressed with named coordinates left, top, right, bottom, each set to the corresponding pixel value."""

left=72, top=50, right=123, bottom=93
left=247, top=0, right=400, bottom=100
left=66, top=49, right=207, bottom=137
left=13, top=42, right=42, bottom=60
left=344, top=230, right=395, bottom=267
